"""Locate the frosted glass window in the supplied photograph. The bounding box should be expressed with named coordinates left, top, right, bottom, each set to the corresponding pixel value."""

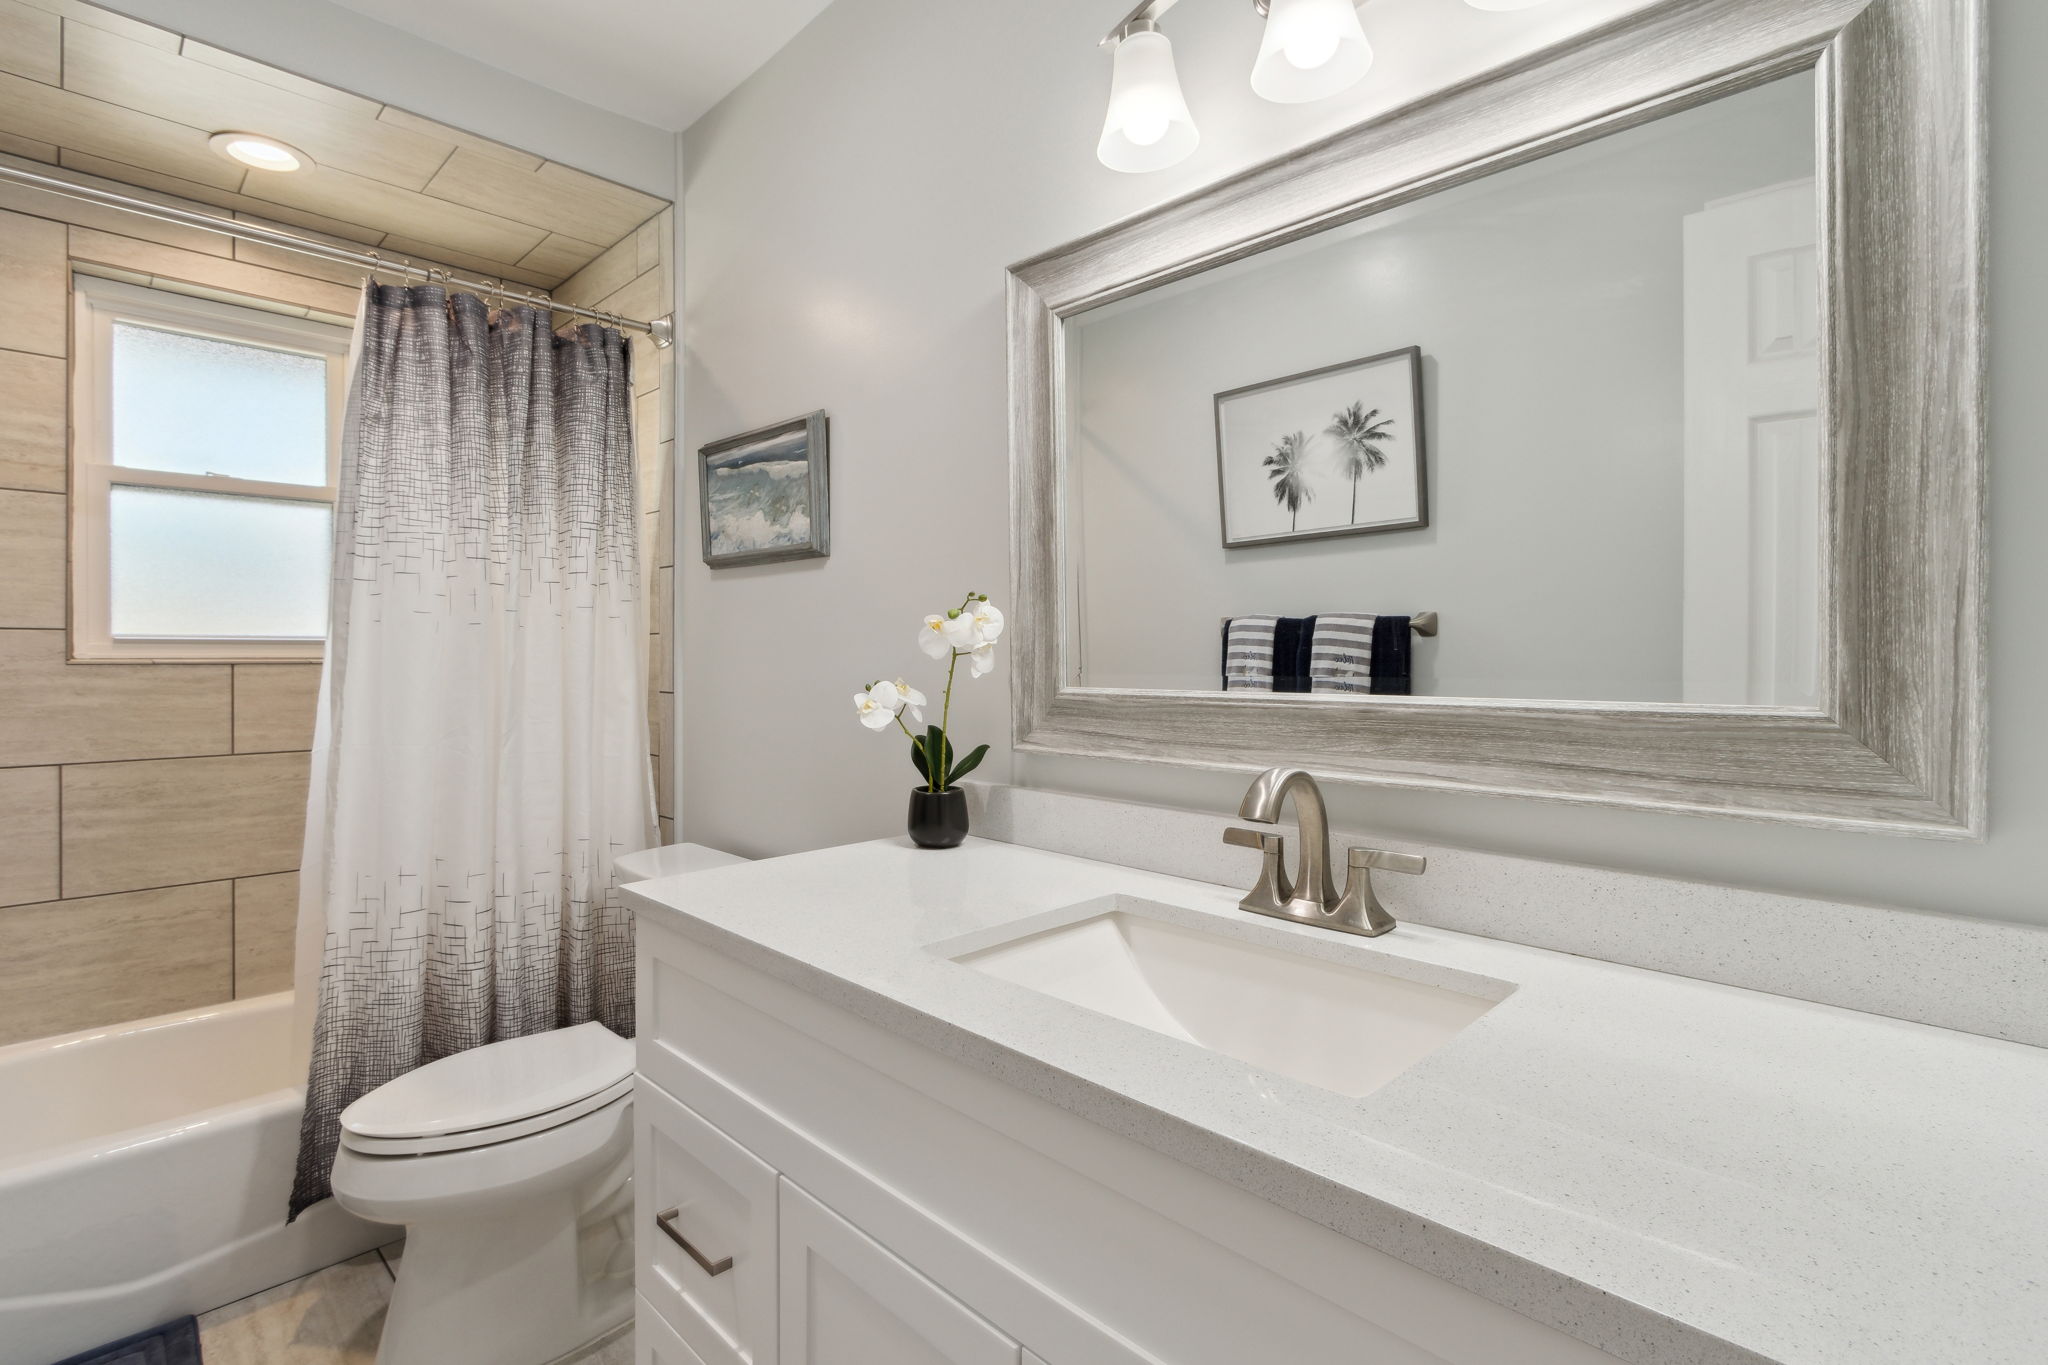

left=109, top=487, right=330, bottom=639
left=111, top=322, right=328, bottom=485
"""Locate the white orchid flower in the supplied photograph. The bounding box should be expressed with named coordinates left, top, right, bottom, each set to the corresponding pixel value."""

left=918, top=615, right=953, bottom=660
left=891, top=679, right=927, bottom=725
left=939, top=609, right=981, bottom=651
left=853, top=679, right=906, bottom=730
left=968, top=641, right=996, bottom=677
left=963, top=598, right=1004, bottom=644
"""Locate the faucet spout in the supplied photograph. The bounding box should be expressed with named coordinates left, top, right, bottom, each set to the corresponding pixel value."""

left=1235, top=767, right=1336, bottom=913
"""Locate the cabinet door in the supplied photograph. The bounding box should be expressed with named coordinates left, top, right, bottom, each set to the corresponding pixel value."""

left=778, top=1179, right=1019, bottom=1365
left=637, top=1077, right=779, bottom=1365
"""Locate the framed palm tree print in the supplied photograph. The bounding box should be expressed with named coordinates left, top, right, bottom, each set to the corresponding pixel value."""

left=1213, top=346, right=1426, bottom=548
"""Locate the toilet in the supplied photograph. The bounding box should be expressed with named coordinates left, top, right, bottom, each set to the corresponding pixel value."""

left=329, top=1021, right=636, bottom=1365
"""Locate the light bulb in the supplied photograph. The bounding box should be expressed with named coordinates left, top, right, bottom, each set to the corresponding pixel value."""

left=1123, top=110, right=1170, bottom=147
left=1097, top=26, right=1199, bottom=174
left=1284, top=29, right=1341, bottom=69
left=1252, top=0, right=1372, bottom=104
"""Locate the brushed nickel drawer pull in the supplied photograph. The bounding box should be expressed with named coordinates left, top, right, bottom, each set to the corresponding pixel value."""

left=655, top=1206, right=733, bottom=1276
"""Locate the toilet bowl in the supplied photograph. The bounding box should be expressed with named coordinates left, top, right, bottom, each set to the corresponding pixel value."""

left=329, top=1022, right=636, bottom=1365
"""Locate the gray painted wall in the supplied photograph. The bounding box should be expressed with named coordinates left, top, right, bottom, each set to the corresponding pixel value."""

left=677, top=0, right=2046, bottom=931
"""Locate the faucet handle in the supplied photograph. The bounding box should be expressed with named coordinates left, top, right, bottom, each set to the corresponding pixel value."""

left=1327, top=845, right=1424, bottom=938
left=1348, top=847, right=1426, bottom=877
left=1223, top=826, right=1293, bottom=914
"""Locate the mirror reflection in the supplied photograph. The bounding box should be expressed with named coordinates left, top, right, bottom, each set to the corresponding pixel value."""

left=1064, top=72, right=1820, bottom=706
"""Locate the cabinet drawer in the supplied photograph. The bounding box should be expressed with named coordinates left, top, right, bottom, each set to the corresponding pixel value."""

left=635, top=1077, right=779, bottom=1365
left=638, top=1294, right=712, bottom=1365
left=779, top=1178, right=1019, bottom=1365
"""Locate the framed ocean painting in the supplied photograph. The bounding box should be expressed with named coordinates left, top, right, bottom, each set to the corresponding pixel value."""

left=1213, top=346, right=1426, bottom=548
left=697, top=410, right=830, bottom=567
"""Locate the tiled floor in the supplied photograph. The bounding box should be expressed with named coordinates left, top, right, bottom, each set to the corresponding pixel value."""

left=193, top=1245, right=632, bottom=1365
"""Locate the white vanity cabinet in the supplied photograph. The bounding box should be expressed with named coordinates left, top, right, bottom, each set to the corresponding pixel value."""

left=632, top=913, right=1627, bottom=1365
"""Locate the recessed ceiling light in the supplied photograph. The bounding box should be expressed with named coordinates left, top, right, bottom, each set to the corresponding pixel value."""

left=208, top=131, right=311, bottom=173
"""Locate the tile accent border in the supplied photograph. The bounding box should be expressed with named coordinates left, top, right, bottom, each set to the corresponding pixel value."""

left=964, top=782, right=2048, bottom=1048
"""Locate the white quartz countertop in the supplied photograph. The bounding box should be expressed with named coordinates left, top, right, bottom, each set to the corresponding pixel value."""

left=623, top=838, right=2048, bottom=1365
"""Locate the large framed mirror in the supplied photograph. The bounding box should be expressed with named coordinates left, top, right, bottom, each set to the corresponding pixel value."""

left=1008, top=0, right=1984, bottom=837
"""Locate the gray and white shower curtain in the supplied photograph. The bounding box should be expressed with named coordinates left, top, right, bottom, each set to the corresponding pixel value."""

left=290, top=285, right=654, bottom=1215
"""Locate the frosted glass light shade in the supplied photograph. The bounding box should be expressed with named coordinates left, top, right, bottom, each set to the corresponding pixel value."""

left=1097, top=29, right=1199, bottom=174
left=1464, top=0, right=1554, bottom=10
left=1251, top=0, right=1372, bottom=104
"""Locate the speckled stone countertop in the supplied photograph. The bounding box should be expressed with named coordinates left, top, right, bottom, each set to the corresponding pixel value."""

left=623, top=838, right=2048, bottom=1365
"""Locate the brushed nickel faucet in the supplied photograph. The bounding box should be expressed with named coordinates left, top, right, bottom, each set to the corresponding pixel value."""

left=1224, top=767, right=1424, bottom=937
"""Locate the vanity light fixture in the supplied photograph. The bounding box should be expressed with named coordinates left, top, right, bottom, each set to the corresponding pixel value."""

left=1098, top=15, right=1202, bottom=173
left=1250, top=0, right=1373, bottom=104
left=208, top=131, right=311, bottom=173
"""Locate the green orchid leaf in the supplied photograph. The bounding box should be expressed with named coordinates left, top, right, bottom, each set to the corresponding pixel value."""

left=947, top=744, right=989, bottom=785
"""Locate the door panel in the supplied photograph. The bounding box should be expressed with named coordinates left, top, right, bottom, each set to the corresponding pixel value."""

left=778, top=1179, right=1019, bottom=1365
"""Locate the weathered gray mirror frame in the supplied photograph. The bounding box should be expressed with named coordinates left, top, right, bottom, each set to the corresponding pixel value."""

left=1008, top=0, right=1984, bottom=838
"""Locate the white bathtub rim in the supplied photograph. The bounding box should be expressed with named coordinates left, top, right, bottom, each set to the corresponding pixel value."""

left=0, top=989, right=295, bottom=1064
left=0, top=1085, right=303, bottom=1188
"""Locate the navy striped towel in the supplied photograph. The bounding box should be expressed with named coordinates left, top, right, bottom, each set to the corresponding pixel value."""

left=1222, top=615, right=1279, bottom=690
left=1309, top=613, right=1375, bottom=694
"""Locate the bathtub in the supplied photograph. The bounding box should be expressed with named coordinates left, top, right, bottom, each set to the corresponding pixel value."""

left=0, top=993, right=390, bottom=1365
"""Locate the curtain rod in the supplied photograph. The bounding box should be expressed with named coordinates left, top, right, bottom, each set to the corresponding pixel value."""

left=0, top=162, right=673, bottom=348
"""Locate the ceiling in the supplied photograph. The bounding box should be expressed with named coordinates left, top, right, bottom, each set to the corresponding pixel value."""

left=0, top=0, right=670, bottom=288
left=317, top=0, right=837, bottom=132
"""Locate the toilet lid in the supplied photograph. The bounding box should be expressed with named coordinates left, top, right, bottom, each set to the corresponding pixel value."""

left=340, top=1021, right=633, bottom=1141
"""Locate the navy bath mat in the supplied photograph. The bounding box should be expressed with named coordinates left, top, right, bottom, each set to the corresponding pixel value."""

left=48, top=1316, right=201, bottom=1365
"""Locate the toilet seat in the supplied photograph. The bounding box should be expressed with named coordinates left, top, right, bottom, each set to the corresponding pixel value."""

left=338, top=1021, right=633, bottom=1157
left=340, top=1073, right=635, bottom=1155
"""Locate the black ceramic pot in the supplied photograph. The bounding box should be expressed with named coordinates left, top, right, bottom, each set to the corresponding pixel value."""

left=907, top=786, right=969, bottom=849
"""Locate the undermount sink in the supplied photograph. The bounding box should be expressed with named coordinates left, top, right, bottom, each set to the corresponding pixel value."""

left=954, top=909, right=1503, bottom=1098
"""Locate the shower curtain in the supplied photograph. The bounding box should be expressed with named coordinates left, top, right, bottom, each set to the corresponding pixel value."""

left=290, top=285, right=654, bottom=1216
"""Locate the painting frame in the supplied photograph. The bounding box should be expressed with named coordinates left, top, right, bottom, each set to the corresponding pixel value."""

left=697, top=410, right=831, bottom=568
left=1213, top=345, right=1427, bottom=549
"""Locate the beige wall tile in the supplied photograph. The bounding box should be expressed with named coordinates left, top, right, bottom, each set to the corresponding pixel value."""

left=657, top=815, right=674, bottom=845
left=0, top=0, right=60, bottom=85
left=377, top=104, right=543, bottom=172
left=234, top=663, right=320, bottom=753
left=374, top=233, right=559, bottom=291
left=0, top=350, right=64, bottom=492
left=0, top=70, right=241, bottom=189
left=0, top=766, right=58, bottom=907
left=0, top=207, right=66, bottom=357
left=63, top=25, right=450, bottom=189
left=653, top=695, right=674, bottom=821
left=0, top=881, right=231, bottom=1045
left=178, top=41, right=382, bottom=118
left=58, top=150, right=386, bottom=246
left=67, top=225, right=361, bottom=314
left=0, top=631, right=232, bottom=765
left=243, top=163, right=547, bottom=269
left=551, top=235, right=637, bottom=311
left=513, top=232, right=606, bottom=281
left=63, top=751, right=309, bottom=897
left=0, top=129, right=56, bottom=161
left=14, top=0, right=178, bottom=50
left=0, top=489, right=64, bottom=627
left=0, top=150, right=230, bottom=254
left=233, top=871, right=296, bottom=997
left=423, top=148, right=665, bottom=246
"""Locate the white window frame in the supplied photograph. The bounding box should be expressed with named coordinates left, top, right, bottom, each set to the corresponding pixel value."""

left=71, top=275, right=351, bottom=662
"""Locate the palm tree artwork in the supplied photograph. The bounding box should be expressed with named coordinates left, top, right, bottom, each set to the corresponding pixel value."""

left=1326, top=402, right=1396, bottom=524
left=1263, top=431, right=1314, bottom=531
